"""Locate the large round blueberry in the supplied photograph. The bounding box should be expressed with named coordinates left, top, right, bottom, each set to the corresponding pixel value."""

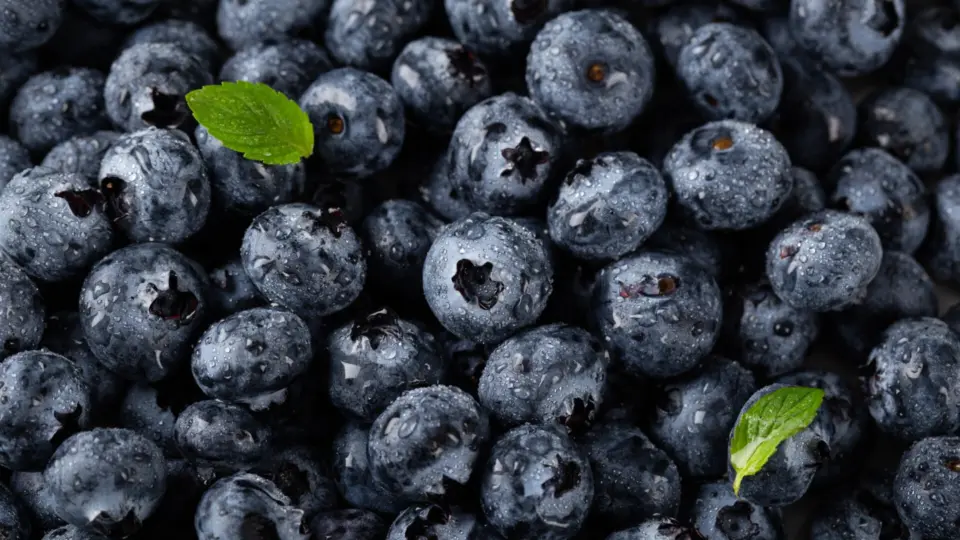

left=41, top=131, right=120, bottom=180
left=194, top=473, right=311, bottom=540
left=858, top=87, right=949, bottom=174
left=690, top=481, right=785, bottom=540
left=324, top=0, right=434, bottom=71
left=445, top=0, right=575, bottom=57
left=0, top=0, right=62, bottom=53
left=218, top=39, right=332, bottom=100
left=216, top=0, right=330, bottom=51
left=123, top=19, right=221, bottom=74
left=0, top=257, right=45, bottom=361
left=174, top=399, right=271, bottom=472
left=893, top=436, right=960, bottom=540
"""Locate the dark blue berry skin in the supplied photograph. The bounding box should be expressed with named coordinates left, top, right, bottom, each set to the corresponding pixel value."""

left=0, top=0, right=62, bottom=53
left=0, top=135, right=31, bottom=190
left=677, top=23, right=782, bottom=124
left=648, top=356, right=756, bottom=479
left=446, top=93, right=566, bottom=216
left=827, top=148, right=928, bottom=254
left=241, top=203, right=366, bottom=318
left=0, top=351, right=92, bottom=470
left=865, top=318, right=960, bottom=442
left=99, top=128, right=210, bottom=244
left=644, top=223, right=723, bottom=280
left=194, top=473, right=311, bottom=540
left=332, top=421, right=407, bottom=515
left=809, top=491, right=911, bottom=540
left=174, top=399, right=270, bottom=472
left=591, top=250, right=722, bottom=379
left=10, top=470, right=65, bottom=530
left=422, top=213, right=554, bottom=344
left=312, top=509, right=387, bottom=540
left=547, top=152, right=667, bottom=262
left=0, top=257, right=45, bottom=361
left=124, top=20, right=221, bottom=74
left=0, top=484, right=31, bottom=540
left=919, top=174, right=960, bottom=287
left=581, top=421, right=681, bottom=531
left=0, top=167, right=114, bottom=282
left=0, top=53, right=36, bottom=115
left=391, top=37, right=493, bottom=134
left=479, top=323, right=607, bottom=435
left=663, top=120, right=792, bottom=231
left=760, top=15, right=809, bottom=62
left=328, top=307, right=445, bottom=422
left=119, top=383, right=179, bottom=456
left=728, top=384, right=827, bottom=507
left=79, top=243, right=209, bottom=382
left=766, top=210, right=883, bottom=312
left=606, top=517, right=703, bottom=540
left=206, top=258, right=262, bottom=317
left=103, top=43, right=212, bottom=133
left=894, top=437, right=960, bottom=540
left=857, top=87, right=949, bottom=175
left=445, top=0, right=575, bottom=58
left=360, top=199, right=443, bottom=305
left=299, top=68, right=405, bottom=178
left=73, top=0, right=158, bottom=25
left=41, top=131, right=119, bottom=180
left=690, top=481, right=784, bottom=540
left=192, top=307, right=312, bottom=408
left=218, top=39, right=332, bottom=100
left=44, top=428, right=166, bottom=536
left=828, top=251, right=938, bottom=361
left=368, top=385, right=490, bottom=501
left=252, top=446, right=337, bottom=520
left=420, top=153, right=474, bottom=222
left=324, top=0, right=434, bottom=72
left=215, top=0, right=329, bottom=51
left=647, top=2, right=744, bottom=69
left=9, top=68, right=109, bottom=154
left=788, top=0, right=905, bottom=76
left=481, top=424, right=593, bottom=540
left=526, top=9, right=655, bottom=133
left=387, top=504, right=502, bottom=540
left=767, top=167, right=826, bottom=232
left=901, top=7, right=960, bottom=105
left=41, top=525, right=108, bottom=540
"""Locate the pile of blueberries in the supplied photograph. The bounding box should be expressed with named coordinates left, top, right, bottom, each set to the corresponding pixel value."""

left=4, top=0, right=960, bottom=538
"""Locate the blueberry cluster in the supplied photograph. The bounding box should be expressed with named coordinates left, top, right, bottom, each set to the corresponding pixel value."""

left=3, top=1, right=960, bottom=539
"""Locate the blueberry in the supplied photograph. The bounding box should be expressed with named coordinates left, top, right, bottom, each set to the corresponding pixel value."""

left=10, top=470, right=65, bottom=530
left=206, top=257, right=263, bottom=316
left=218, top=39, right=332, bottom=100
left=391, top=37, right=493, bottom=133
left=41, top=525, right=109, bottom=540
left=648, top=2, right=744, bottom=69
left=240, top=203, right=366, bottom=318
left=893, top=436, right=960, bottom=540
left=0, top=135, right=31, bottom=190
left=809, top=490, right=909, bottom=540
left=919, top=174, right=960, bottom=286
left=123, top=19, right=221, bottom=73
left=104, top=43, right=212, bottom=132
left=252, top=446, right=338, bottom=520
left=0, top=257, right=45, bottom=361
left=788, top=0, right=905, bottom=76
left=644, top=223, right=723, bottom=279
left=900, top=7, right=960, bottom=105
left=44, top=428, right=166, bottom=536
left=215, top=0, right=330, bottom=51
left=79, top=243, right=209, bottom=382
left=591, top=250, right=722, bottom=379
left=422, top=213, right=554, bottom=344
left=857, top=87, right=949, bottom=175
left=119, top=383, right=180, bottom=456
left=664, top=120, right=792, bottom=231
left=445, top=0, right=575, bottom=57
left=45, top=312, right=123, bottom=414
left=865, top=318, right=960, bottom=442
left=526, top=9, right=655, bottom=133
left=174, top=399, right=271, bottom=471
left=581, top=421, right=681, bottom=531
left=605, top=516, right=702, bottom=540
left=332, top=421, right=407, bottom=514
left=690, top=481, right=784, bottom=540
left=194, top=473, right=310, bottom=540
left=368, top=385, right=490, bottom=501
left=677, top=23, right=782, bottom=124
left=99, top=128, right=210, bottom=243
left=0, top=484, right=31, bottom=540
left=827, top=148, right=929, bottom=253
left=40, top=131, right=119, bottom=179
left=299, top=68, right=405, bottom=178
left=72, top=0, right=159, bottom=25
left=478, top=323, right=607, bottom=435
left=325, top=0, right=434, bottom=71
left=547, top=152, right=667, bottom=261
left=327, top=306, right=445, bottom=422
left=648, top=356, right=756, bottom=479
left=0, top=0, right=62, bottom=53
left=311, top=509, right=387, bottom=540
left=481, top=424, right=593, bottom=540
left=765, top=210, right=883, bottom=312
left=386, top=504, right=501, bottom=540
left=0, top=167, right=114, bottom=282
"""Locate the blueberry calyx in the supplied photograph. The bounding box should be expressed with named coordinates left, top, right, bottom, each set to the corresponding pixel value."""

left=617, top=274, right=681, bottom=298
left=54, top=189, right=106, bottom=218
left=404, top=504, right=449, bottom=539
left=500, top=137, right=549, bottom=182
left=100, top=177, right=131, bottom=222
left=446, top=47, right=487, bottom=87
left=542, top=455, right=581, bottom=497
left=304, top=208, right=347, bottom=238
left=350, top=307, right=403, bottom=349
left=948, top=460, right=960, bottom=472
left=510, top=0, right=547, bottom=24
left=268, top=461, right=311, bottom=502
left=452, top=260, right=504, bottom=310
left=865, top=0, right=900, bottom=36
left=556, top=396, right=596, bottom=435
left=564, top=158, right=596, bottom=185
left=141, top=88, right=189, bottom=128
left=716, top=501, right=760, bottom=539
left=148, top=271, right=200, bottom=325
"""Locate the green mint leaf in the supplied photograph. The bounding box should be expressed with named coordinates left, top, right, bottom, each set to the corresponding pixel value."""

left=185, top=81, right=313, bottom=165
left=729, top=385, right=825, bottom=496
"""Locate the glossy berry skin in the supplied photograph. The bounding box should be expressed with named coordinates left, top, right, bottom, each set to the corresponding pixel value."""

left=920, top=174, right=960, bottom=286
left=216, top=0, right=328, bottom=50
left=644, top=223, right=723, bottom=279
left=119, top=382, right=180, bottom=456
left=241, top=203, right=366, bottom=318
left=0, top=257, right=45, bottom=361
left=174, top=399, right=270, bottom=472
left=41, top=526, right=107, bottom=540
left=0, top=168, right=114, bottom=282
left=648, top=356, right=756, bottom=479
left=219, top=40, right=331, bottom=100
left=0, top=135, right=31, bottom=190
left=252, top=446, right=337, bottom=520
left=479, top=323, right=607, bottom=435
left=41, top=131, right=119, bottom=180
left=422, top=213, right=554, bottom=344
left=0, top=53, right=36, bottom=116
left=299, top=68, right=404, bottom=178
left=80, top=243, right=208, bottom=382
left=11, top=471, right=65, bottom=530
left=664, top=120, right=792, bottom=231
left=901, top=7, right=960, bottom=105
left=311, top=509, right=386, bottom=540
left=331, top=422, right=406, bottom=515
left=857, top=87, right=948, bottom=174
left=690, top=481, right=784, bottom=540
left=547, top=152, right=667, bottom=262
left=827, top=148, right=928, bottom=254
left=526, top=9, right=655, bottom=133
left=808, top=489, right=910, bottom=540
left=103, top=43, right=212, bottom=133
left=368, top=385, right=490, bottom=501
left=865, top=318, right=960, bottom=442
left=765, top=210, right=883, bottom=312
left=581, top=421, right=681, bottom=531
left=391, top=37, right=493, bottom=133
left=123, top=19, right=221, bottom=74
left=605, top=516, right=703, bottom=540
left=386, top=504, right=500, bottom=540
left=206, top=258, right=262, bottom=317
left=194, top=473, right=310, bottom=540
left=648, top=2, right=743, bottom=69
left=0, top=483, right=31, bottom=540
left=73, top=0, right=159, bottom=25
left=446, top=93, right=565, bottom=216
left=445, top=0, right=575, bottom=57
left=324, top=0, right=434, bottom=72
left=44, top=428, right=166, bottom=536
left=192, top=307, right=312, bottom=407
left=0, top=0, right=62, bottom=53
left=893, top=436, right=960, bottom=540
left=591, top=250, right=722, bottom=379
left=481, top=424, right=593, bottom=540
left=678, top=23, right=782, bottom=124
